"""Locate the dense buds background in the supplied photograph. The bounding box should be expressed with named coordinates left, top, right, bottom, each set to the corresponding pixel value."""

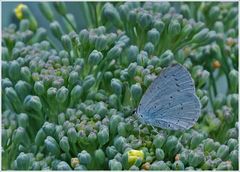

left=1, top=2, right=239, bottom=170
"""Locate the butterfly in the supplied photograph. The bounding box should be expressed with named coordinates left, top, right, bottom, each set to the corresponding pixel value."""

left=136, top=63, right=201, bottom=130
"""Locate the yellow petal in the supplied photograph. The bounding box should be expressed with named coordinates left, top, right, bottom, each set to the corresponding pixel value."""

left=14, top=4, right=26, bottom=20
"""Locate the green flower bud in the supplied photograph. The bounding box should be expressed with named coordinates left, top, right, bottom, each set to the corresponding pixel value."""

left=39, top=2, right=54, bottom=21
left=61, top=35, right=72, bottom=52
left=34, top=81, right=45, bottom=96
left=109, top=159, right=122, bottom=170
left=106, top=45, right=122, bottom=61
left=2, top=61, right=9, bottom=77
left=180, top=4, right=191, bottom=18
left=67, top=127, right=78, bottom=144
left=148, top=56, right=160, bottom=67
left=227, top=94, right=238, bottom=110
left=32, top=161, right=41, bottom=170
left=59, top=136, right=70, bottom=153
left=203, top=138, right=217, bottom=153
left=35, top=128, right=46, bottom=146
left=198, top=70, right=209, bottom=88
left=150, top=161, right=170, bottom=170
left=109, top=115, right=122, bottom=136
left=114, top=136, right=126, bottom=153
left=109, top=94, right=119, bottom=109
left=214, top=21, right=224, bottom=33
left=211, top=158, right=222, bottom=168
left=168, top=19, right=181, bottom=36
left=74, top=164, right=87, bottom=170
left=178, top=149, right=190, bottom=165
left=138, top=13, right=152, bottom=30
left=15, top=80, right=32, bottom=101
left=229, top=150, right=238, bottom=170
left=102, top=3, right=122, bottom=28
left=56, top=86, right=69, bottom=104
left=128, top=10, right=137, bottom=25
left=229, top=69, right=238, bottom=92
left=94, top=149, right=105, bottom=165
left=217, top=161, right=233, bottom=170
left=153, top=20, right=165, bottom=33
left=111, top=78, right=122, bottom=96
left=42, top=122, right=55, bottom=136
left=117, top=122, right=127, bottom=137
left=17, top=113, right=29, bottom=128
left=13, top=127, right=26, bottom=144
left=144, top=42, right=154, bottom=55
left=164, top=135, right=178, bottom=156
left=153, top=133, right=166, bottom=149
left=155, top=148, right=165, bottom=161
left=44, top=136, right=61, bottom=156
left=188, top=150, right=204, bottom=167
left=5, top=87, right=22, bottom=112
left=129, top=165, right=139, bottom=170
left=87, top=132, right=97, bottom=145
left=95, top=35, right=108, bottom=51
left=181, top=24, right=193, bottom=38
left=209, top=6, right=220, bottom=21
left=70, top=85, right=83, bottom=106
left=15, top=152, right=30, bottom=170
left=201, top=159, right=213, bottom=170
left=8, top=60, right=21, bottom=82
left=190, top=133, right=204, bottom=149
left=19, top=5, right=37, bottom=30
left=53, top=2, right=67, bottom=15
left=147, top=28, right=160, bottom=45
left=137, top=51, right=149, bottom=67
left=68, top=71, right=79, bottom=86
left=130, top=83, right=142, bottom=103
left=191, top=28, right=209, bottom=43
left=128, top=62, right=137, bottom=78
left=159, top=50, right=174, bottom=67
left=50, top=21, right=63, bottom=39
left=20, top=66, right=32, bottom=83
left=216, top=145, right=229, bottom=160
left=23, top=95, right=42, bottom=113
left=82, top=75, right=95, bottom=90
left=2, top=78, right=13, bottom=90
left=88, top=50, right=103, bottom=66
left=57, top=161, right=71, bottom=170
left=78, top=150, right=91, bottom=165
left=226, top=128, right=238, bottom=139
left=97, top=127, right=109, bottom=146
left=227, top=139, right=238, bottom=152
left=106, top=146, right=118, bottom=159
left=172, top=160, right=185, bottom=170
left=127, top=45, right=139, bottom=63
left=79, top=29, right=89, bottom=45
left=33, top=27, right=47, bottom=42
left=19, top=19, right=29, bottom=31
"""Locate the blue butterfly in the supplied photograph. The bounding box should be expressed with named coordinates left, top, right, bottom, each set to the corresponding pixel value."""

left=137, top=63, right=201, bottom=130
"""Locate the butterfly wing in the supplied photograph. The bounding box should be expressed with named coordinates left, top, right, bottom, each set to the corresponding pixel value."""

left=137, top=64, right=201, bottom=130
left=144, top=91, right=201, bottom=130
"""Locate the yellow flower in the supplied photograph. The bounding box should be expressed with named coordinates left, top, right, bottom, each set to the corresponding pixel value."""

left=14, top=4, right=26, bottom=20
left=71, top=158, right=79, bottom=168
left=127, top=149, right=144, bottom=165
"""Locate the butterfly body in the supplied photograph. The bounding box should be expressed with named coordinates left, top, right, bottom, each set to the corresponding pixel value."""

left=137, top=64, right=201, bottom=130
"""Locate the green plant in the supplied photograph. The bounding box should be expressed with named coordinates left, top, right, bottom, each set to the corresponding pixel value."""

left=2, top=2, right=238, bottom=170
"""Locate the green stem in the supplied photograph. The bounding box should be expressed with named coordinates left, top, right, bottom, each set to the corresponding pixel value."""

left=83, top=2, right=94, bottom=28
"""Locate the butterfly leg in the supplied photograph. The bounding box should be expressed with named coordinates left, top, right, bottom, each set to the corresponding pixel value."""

left=138, top=124, right=143, bottom=140
left=150, top=124, right=159, bottom=134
